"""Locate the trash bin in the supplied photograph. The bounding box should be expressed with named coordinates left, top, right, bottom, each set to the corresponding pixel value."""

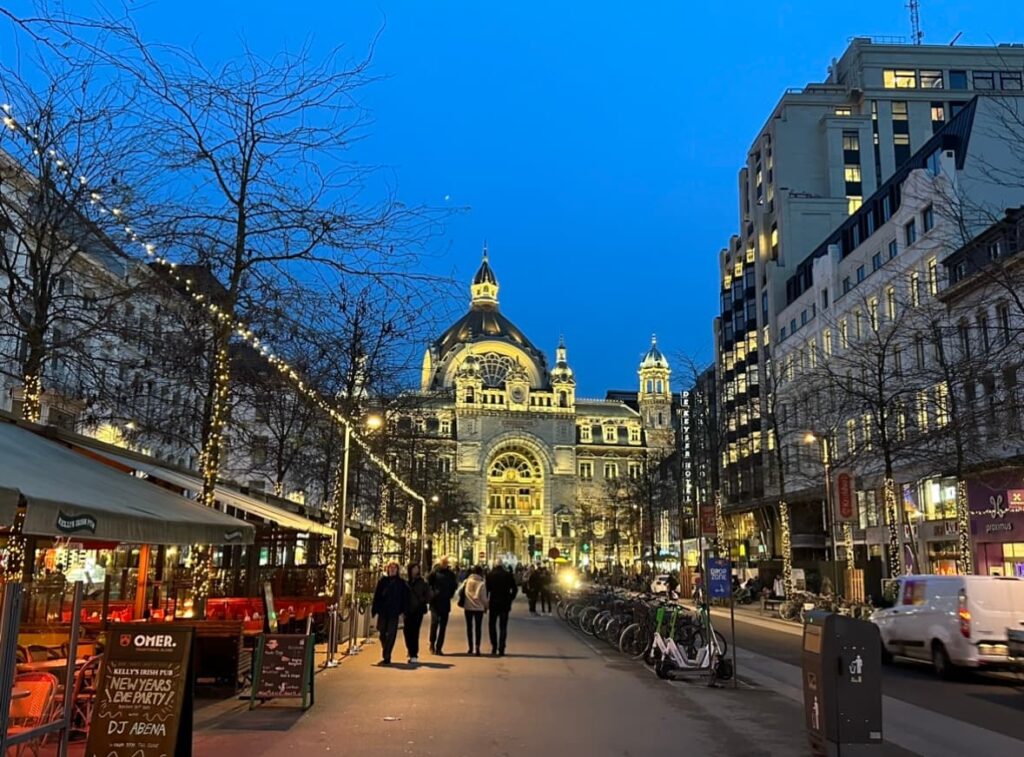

left=802, top=610, right=883, bottom=756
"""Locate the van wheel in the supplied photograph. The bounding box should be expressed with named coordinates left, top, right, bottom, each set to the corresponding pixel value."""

left=881, top=643, right=893, bottom=666
left=931, top=641, right=957, bottom=680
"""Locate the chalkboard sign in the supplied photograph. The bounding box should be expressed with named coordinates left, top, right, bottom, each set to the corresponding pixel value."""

left=86, top=624, right=195, bottom=757
left=250, top=633, right=315, bottom=710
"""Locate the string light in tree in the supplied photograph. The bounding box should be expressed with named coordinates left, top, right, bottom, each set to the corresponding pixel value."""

left=1, top=508, right=27, bottom=582
left=0, top=103, right=429, bottom=592
left=779, top=499, right=793, bottom=595
left=883, top=477, right=902, bottom=578
left=955, top=479, right=973, bottom=575
left=713, top=491, right=725, bottom=557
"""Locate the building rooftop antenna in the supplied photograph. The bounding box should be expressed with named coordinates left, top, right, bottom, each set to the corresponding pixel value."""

left=908, top=0, right=924, bottom=45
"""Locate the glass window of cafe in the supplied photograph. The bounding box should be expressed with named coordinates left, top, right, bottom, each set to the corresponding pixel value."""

left=927, top=541, right=959, bottom=575
left=918, top=477, right=957, bottom=520
left=990, top=543, right=1024, bottom=577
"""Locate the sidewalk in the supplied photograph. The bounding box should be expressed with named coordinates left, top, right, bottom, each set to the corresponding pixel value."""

left=709, top=602, right=803, bottom=636
left=190, top=606, right=819, bottom=756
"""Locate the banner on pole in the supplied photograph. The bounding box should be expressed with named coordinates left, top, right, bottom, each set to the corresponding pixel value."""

left=700, top=504, right=718, bottom=536
left=833, top=469, right=858, bottom=523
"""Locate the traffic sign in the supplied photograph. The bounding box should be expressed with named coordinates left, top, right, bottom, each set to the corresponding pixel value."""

left=707, top=557, right=731, bottom=599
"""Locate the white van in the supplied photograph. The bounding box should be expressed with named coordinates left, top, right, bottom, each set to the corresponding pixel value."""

left=871, top=574, right=1024, bottom=678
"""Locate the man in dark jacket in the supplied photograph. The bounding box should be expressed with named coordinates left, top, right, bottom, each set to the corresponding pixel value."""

left=427, top=556, right=458, bottom=655
left=486, top=560, right=518, bottom=655
left=371, top=562, right=410, bottom=665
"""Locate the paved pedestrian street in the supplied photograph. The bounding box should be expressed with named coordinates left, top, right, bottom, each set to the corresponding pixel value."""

left=189, top=602, right=859, bottom=757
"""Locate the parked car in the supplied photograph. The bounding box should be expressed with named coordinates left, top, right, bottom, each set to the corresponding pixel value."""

left=650, top=574, right=671, bottom=595
left=871, top=574, right=1024, bottom=678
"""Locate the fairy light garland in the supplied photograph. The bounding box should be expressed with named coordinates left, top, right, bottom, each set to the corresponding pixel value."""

left=1, top=508, right=27, bottom=582
left=713, top=490, right=725, bottom=557
left=1, top=104, right=427, bottom=511
left=954, top=479, right=973, bottom=575
left=22, top=372, right=43, bottom=423
left=779, top=499, right=793, bottom=595
left=883, top=477, right=902, bottom=578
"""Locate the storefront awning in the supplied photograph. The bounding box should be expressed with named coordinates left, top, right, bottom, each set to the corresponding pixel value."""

left=77, top=446, right=345, bottom=544
left=0, top=422, right=254, bottom=545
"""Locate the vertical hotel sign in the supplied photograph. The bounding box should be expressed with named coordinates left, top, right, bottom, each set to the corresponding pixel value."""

left=833, top=469, right=857, bottom=523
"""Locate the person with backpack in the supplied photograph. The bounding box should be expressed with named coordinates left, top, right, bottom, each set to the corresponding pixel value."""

left=427, top=556, right=458, bottom=655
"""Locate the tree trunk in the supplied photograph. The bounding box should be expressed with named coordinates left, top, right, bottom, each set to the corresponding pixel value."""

left=883, top=476, right=903, bottom=579
left=955, top=478, right=973, bottom=575
left=779, top=499, right=794, bottom=595
left=21, top=336, right=46, bottom=423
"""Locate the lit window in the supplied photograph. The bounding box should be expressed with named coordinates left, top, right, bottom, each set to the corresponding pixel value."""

left=869, top=298, right=879, bottom=330
left=823, top=329, right=832, bottom=356
left=835, top=106, right=852, bottom=116
left=842, top=133, right=860, bottom=151
left=848, top=196, right=863, bottom=214
left=887, top=286, right=897, bottom=320
left=935, top=384, right=950, bottom=427
left=928, top=257, right=939, bottom=295
left=854, top=310, right=863, bottom=339
left=920, top=70, right=944, bottom=89
left=883, top=69, right=917, bottom=89
left=910, top=272, right=921, bottom=307
left=839, top=320, right=849, bottom=349
left=917, top=390, right=930, bottom=429
left=844, top=166, right=862, bottom=183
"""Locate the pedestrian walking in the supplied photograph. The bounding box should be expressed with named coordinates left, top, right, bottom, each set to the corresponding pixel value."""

left=427, top=556, right=458, bottom=655
left=459, top=565, right=488, bottom=655
left=485, top=560, right=518, bottom=656
left=538, top=566, right=553, bottom=614
left=404, top=562, right=430, bottom=663
left=371, top=561, right=410, bottom=666
left=525, top=565, right=539, bottom=614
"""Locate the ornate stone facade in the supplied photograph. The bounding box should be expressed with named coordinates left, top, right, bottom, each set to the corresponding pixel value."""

left=404, top=250, right=676, bottom=566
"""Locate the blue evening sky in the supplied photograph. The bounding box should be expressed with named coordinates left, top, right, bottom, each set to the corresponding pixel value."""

left=17, top=2, right=1024, bottom=395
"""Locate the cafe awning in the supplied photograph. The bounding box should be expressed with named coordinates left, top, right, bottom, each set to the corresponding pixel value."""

left=79, top=447, right=343, bottom=542
left=0, top=422, right=254, bottom=545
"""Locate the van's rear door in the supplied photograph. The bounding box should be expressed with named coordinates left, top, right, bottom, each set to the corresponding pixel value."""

left=969, top=577, right=1024, bottom=641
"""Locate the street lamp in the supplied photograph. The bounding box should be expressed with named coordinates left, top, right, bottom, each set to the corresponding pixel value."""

left=331, top=412, right=384, bottom=658
left=422, top=494, right=439, bottom=566
left=803, top=431, right=841, bottom=596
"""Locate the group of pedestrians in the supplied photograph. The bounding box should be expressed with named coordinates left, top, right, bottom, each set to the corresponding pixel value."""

left=370, top=556, right=520, bottom=666
left=520, top=564, right=554, bottom=614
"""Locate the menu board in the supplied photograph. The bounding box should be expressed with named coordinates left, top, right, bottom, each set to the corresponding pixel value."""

left=250, top=633, right=314, bottom=710
left=86, top=624, right=194, bottom=757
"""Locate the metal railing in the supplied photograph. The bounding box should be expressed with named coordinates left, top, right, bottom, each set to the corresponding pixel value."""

left=1, top=581, right=84, bottom=757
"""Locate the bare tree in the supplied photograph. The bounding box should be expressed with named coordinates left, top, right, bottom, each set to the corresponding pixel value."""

left=0, top=50, right=145, bottom=423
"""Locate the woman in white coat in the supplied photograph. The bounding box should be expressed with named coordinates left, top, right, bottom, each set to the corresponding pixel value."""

left=459, top=565, right=489, bottom=655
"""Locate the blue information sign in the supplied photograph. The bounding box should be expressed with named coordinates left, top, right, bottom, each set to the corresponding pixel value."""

left=707, top=557, right=731, bottom=599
